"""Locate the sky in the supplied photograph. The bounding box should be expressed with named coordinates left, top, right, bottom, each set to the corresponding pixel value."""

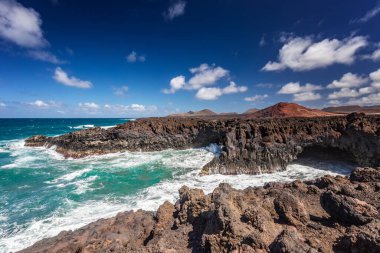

left=0, top=0, right=380, bottom=117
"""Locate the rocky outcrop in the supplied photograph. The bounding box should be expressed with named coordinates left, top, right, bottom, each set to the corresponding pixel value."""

left=25, top=113, right=380, bottom=175
left=20, top=167, right=380, bottom=253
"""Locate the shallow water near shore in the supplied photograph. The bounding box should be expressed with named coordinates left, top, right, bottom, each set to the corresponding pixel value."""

left=0, top=119, right=355, bottom=252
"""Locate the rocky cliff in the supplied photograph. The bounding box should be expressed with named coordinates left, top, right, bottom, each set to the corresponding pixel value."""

left=25, top=113, right=380, bottom=175
left=19, top=167, right=380, bottom=253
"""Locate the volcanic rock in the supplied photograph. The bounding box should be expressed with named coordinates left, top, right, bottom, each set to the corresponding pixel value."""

left=25, top=112, right=380, bottom=175
left=20, top=167, right=380, bottom=253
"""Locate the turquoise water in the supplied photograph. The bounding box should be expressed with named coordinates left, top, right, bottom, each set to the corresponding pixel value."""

left=0, top=119, right=354, bottom=252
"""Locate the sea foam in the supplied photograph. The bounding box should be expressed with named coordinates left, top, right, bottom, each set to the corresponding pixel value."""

left=0, top=144, right=353, bottom=253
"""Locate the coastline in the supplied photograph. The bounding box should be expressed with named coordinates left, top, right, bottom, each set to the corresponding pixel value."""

left=19, top=167, right=380, bottom=253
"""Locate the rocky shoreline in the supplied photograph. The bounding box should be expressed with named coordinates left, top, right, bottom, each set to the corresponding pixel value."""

left=25, top=113, right=380, bottom=175
left=20, top=167, right=380, bottom=253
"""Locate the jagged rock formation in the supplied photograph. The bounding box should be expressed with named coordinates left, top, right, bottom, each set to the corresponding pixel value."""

left=25, top=113, right=380, bottom=175
left=19, top=167, right=380, bottom=253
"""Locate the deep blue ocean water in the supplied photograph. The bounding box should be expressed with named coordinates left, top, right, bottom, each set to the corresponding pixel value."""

left=0, top=118, right=354, bottom=252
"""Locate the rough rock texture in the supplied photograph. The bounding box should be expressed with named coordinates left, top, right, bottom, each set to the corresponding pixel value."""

left=25, top=113, right=380, bottom=175
left=20, top=167, right=380, bottom=253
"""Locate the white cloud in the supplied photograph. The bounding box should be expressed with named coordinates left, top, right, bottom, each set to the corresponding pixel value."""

left=0, top=0, right=62, bottom=63
left=113, top=86, right=129, bottom=96
left=348, top=93, right=380, bottom=106
left=327, top=72, right=368, bottom=89
left=78, top=102, right=99, bottom=110
left=53, top=67, right=93, bottom=89
left=126, top=51, right=146, bottom=63
left=164, top=1, right=186, bottom=20
left=244, top=94, right=268, bottom=102
left=328, top=88, right=361, bottom=99
left=222, top=81, right=248, bottom=94
left=188, top=64, right=229, bottom=89
left=278, top=82, right=322, bottom=94
left=28, top=100, right=59, bottom=109
left=293, top=92, right=321, bottom=101
left=163, top=64, right=245, bottom=100
left=27, top=50, right=63, bottom=64
left=370, top=48, right=380, bottom=61
left=352, top=3, right=380, bottom=23
left=195, top=87, right=223, bottom=100
left=195, top=81, right=247, bottom=100
left=262, top=36, right=367, bottom=71
left=0, top=102, right=6, bottom=107
left=369, top=68, right=380, bottom=87
left=103, top=103, right=157, bottom=114
left=163, top=64, right=229, bottom=93
left=0, top=0, right=47, bottom=48
left=162, top=75, right=186, bottom=94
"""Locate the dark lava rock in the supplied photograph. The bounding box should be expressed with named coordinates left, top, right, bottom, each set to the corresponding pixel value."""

left=350, top=167, right=380, bottom=182
left=320, top=191, right=378, bottom=225
left=20, top=167, right=380, bottom=253
left=25, top=114, right=380, bottom=175
left=274, top=191, right=310, bottom=226
left=269, top=227, right=318, bottom=253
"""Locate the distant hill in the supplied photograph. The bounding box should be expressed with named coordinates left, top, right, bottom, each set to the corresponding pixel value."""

left=323, top=105, right=380, bottom=114
left=246, top=102, right=335, bottom=118
left=243, top=108, right=260, bottom=114
left=168, top=109, right=217, bottom=117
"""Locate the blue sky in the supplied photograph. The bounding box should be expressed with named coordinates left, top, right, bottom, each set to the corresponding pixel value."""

left=0, top=0, right=380, bottom=117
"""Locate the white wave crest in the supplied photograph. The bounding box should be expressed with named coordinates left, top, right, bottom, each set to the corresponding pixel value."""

left=69, top=124, right=95, bottom=130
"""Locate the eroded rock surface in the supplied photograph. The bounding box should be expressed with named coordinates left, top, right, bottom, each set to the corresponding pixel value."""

left=20, top=167, right=380, bottom=253
left=25, top=114, right=380, bottom=175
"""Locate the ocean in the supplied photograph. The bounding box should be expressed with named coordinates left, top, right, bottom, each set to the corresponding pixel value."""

left=0, top=118, right=354, bottom=252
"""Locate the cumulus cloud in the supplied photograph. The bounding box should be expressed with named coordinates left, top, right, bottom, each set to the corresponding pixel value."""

left=293, top=92, right=322, bottom=102
left=262, top=36, right=367, bottom=71
left=326, top=69, right=380, bottom=100
left=163, top=64, right=229, bottom=93
left=162, top=75, right=186, bottom=94
left=328, top=88, right=362, bottom=99
left=188, top=64, right=229, bottom=90
left=370, top=68, right=380, bottom=88
left=278, top=82, right=322, bottom=94
left=0, top=102, right=6, bottom=108
left=113, top=86, right=129, bottom=96
left=0, top=0, right=47, bottom=48
left=370, top=48, right=380, bottom=61
left=53, top=67, right=93, bottom=89
left=0, top=0, right=62, bottom=63
left=164, top=64, right=246, bottom=100
left=278, top=82, right=322, bottom=102
left=195, top=82, right=247, bottom=100
left=327, top=72, right=368, bottom=89
left=195, top=87, right=223, bottom=100
left=126, top=51, right=146, bottom=63
left=164, top=1, right=186, bottom=20
left=244, top=94, right=268, bottom=102
left=222, top=81, right=248, bottom=94
left=348, top=93, right=380, bottom=106
left=351, top=3, right=380, bottom=23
